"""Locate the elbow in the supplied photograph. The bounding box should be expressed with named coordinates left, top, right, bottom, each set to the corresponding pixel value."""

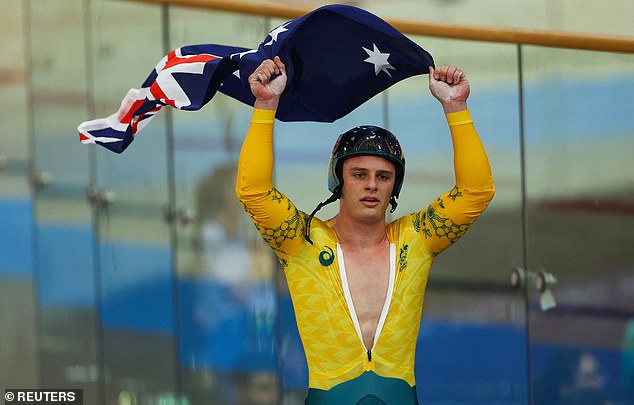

left=485, top=182, right=496, bottom=202
left=234, top=166, right=255, bottom=200
left=473, top=184, right=496, bottom=207
left=480, top=180, right=496, bottom=206
left=468, top=185, right=496, bottom=220
left=478, top=173, right=496, bottom=200
left=235, top=180, right=249, bottom=203
left=235, top=185, right=243, bottom=203
left=235, top=176, right=270, bottom=205
left=465, top=180, right=496, bottom=209
left=235, top=171, right=248, bottom=202
left=457, top=175, right=496, bottom=201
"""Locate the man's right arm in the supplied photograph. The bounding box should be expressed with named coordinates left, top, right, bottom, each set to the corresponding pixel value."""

left=235, top=58, right=306, bottom=259
left=236, top=56, right=286, bottom=201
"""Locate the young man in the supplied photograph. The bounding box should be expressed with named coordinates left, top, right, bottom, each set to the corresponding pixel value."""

left=236, top=56, right=495, bottom=404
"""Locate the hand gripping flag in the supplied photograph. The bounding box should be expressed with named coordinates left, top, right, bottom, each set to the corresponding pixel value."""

left=78, top=4, right=434, bottom=153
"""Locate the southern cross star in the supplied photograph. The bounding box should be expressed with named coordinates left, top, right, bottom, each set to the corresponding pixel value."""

left=264, top=23, right=291, bottom=46
left=229, top=49, right=258, bottom=79
left=362, top=43, right=396, bottom=77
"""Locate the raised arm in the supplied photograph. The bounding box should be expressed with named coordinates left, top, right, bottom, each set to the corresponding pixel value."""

left=416, top=65, right=495, bottom=255
left=236, top=57, right=306, bottom=259
left=236, top=57, right=287, bottom=196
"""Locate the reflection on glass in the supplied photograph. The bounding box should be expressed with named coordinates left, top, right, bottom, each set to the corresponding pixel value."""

left=178, top=161, right=278, bottom=404
left=523, top=47, right=634, bottom=404
left=165, top=9, right=283, bottom=404
left=88, top=1, right=176, bottom=403
left=168, top=60, right=281, bottom=405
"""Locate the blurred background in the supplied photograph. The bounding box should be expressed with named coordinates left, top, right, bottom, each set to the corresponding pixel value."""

left=0, top=0, right=632, bottom=404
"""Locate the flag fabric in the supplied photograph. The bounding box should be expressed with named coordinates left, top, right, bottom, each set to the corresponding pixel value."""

left=78, top=4, right=434, bottom=153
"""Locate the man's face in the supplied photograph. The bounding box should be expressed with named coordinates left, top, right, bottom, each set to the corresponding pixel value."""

left=339, top=155, right=396, bottom=223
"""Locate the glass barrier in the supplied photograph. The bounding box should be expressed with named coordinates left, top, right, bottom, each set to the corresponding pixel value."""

left=26, top=0, right=101, bottom=402
left=88, top=1, right=178, bottom=403
left=522, top=46, right=634, bottom=404
left=167, top=8, right=280, bottom=405
left=7, top=0, right=634, bottom=404
left=0, top=0, right=38, bottom=391
left=395, top=37, right=528, bottom=403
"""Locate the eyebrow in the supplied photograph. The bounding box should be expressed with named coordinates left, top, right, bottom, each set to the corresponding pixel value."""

left=348, top=167, right=394, bottom=175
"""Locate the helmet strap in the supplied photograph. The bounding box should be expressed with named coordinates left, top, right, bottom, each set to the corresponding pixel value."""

left=389, top=196, right=398, bottom=213
left=305, top=189, right=341, bottom=244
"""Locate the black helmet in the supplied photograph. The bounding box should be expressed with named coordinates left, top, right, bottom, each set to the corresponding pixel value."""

left=305, top=125, right=405, bottom=244
left=327, top=125, right=405, bottom=198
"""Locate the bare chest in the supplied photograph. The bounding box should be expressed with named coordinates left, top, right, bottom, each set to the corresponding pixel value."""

left=340, top=244, right=391, bottom=348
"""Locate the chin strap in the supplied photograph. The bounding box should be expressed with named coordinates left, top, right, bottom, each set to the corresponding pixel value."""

left=304, top=189, right=341, bottom=245
left=304, top=190, right=398, bottom=244
left=389, top=196, right=398, bottom=213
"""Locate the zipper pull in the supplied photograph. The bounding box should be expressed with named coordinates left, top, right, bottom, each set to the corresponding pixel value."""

left=367, top=349, right=372, bottom=362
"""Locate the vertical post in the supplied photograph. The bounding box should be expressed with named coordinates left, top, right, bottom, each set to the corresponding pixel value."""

left=517, top=43, right=534, bottom=405
left=160, top=3, right=184, bottom=400
left=81, top=0, right=108, bottom=403
left=22, top=0, right=42, bottom=390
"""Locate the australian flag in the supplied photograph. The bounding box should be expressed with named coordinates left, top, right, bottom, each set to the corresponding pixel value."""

left=78, top=4, right=434, bottom=153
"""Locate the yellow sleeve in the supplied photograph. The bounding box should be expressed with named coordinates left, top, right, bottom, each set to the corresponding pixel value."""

left=235, top=108, right=306, bottom=260
left=415, top=109, right=496, bottom=255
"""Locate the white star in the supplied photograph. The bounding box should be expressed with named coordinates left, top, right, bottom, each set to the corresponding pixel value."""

left=229, top=49, right=258, bottom=79
left=264, top=22, right=291, bottom=46
left=230, top=49, right=258, bottom=60
left=362, top=43, right=395, bottom=77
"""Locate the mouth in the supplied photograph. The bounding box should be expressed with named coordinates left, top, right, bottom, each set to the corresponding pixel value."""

left=360, top=197, right=380, bottom=207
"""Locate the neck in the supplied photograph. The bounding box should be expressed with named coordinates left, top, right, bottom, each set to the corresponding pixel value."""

left=329, top=212, right=388, bottom=249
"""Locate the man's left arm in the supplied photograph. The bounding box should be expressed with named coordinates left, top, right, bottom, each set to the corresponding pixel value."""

left=416, top=65, right=495, bottom=255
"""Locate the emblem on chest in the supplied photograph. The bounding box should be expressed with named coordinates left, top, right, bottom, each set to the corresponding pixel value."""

left=319, top=246, right=335, bottom=266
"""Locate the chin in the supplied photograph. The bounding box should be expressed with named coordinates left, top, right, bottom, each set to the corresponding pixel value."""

left=357, top=209, right=387, bottom=223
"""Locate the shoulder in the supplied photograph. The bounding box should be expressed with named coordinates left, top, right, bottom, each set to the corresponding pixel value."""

left=387, top=213, right=417, bottom=238
left=280, top=215, right=339, bottom=272
left=305, top=216, right=338, bottom=244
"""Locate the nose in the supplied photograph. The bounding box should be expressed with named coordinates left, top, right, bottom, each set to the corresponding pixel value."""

left=365, top=175, right=378, bottom=191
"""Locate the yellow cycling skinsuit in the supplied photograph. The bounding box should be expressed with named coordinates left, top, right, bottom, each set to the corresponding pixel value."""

left=236, top=108, right=495, bottom=405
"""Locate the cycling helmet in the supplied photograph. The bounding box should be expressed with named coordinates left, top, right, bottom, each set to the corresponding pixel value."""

left=305, top=125, right=405, bottom=244
left=327, top=125, right=405, bottom=198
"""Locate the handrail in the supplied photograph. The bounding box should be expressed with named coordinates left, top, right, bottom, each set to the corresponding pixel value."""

left=130, top=0, right=634, bottom=53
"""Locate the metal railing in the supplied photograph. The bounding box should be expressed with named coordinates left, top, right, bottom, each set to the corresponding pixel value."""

left=131, top=0, right=634, bottom=53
